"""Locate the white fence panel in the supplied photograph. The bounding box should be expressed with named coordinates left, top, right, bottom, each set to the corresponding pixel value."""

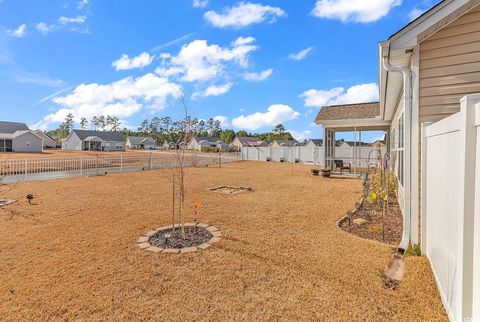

left=0, top=152, right=240, bottom=183
left=422, top=94, right=480, bottom=322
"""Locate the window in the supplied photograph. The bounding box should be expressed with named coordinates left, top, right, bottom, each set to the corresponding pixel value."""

left=26, top=141, right=31, bottom=147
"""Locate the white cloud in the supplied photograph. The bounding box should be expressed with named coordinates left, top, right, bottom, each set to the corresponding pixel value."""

left=59, top=15, right=86, bottom=24
left=13, top=72, right=65, bottom=87
left=408, top=7, right=425, bottom=21
left=35, top=73, right=181, bottom=129
left=112, top=52, right=155, bottom=71
left=300, top=83, right=379, bottom=107
left=204, top=2, right=286, bottom=28
left=77, top=0, right=89, bottom=9
left=312, top=0, right=401, bottom=23
left=7, top=24, right=27, bottom=37
left=36, top=22, right=55, bottom=35
left=289, top=129, right=312, bottom=141
left=214, top=115, right=229, bottom=127
left=193, top=0, right=208, bottom=8
left=157, top=37, right=258, bottom=83
left=204, top=82, right=233, bottom=96
left=289, top=47, right=313, bottom=61
left=232, top=104, right=300, bottom=130
left=243, top=68, right=273, bottom=81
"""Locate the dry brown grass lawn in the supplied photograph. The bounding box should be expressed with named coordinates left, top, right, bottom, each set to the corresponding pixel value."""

left=0, top=162, right=447, bottom=321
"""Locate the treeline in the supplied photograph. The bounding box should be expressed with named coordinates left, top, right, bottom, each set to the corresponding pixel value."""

left=46, top=113, right=294, bottom=144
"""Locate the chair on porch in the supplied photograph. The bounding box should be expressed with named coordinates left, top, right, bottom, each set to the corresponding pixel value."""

left=334, top=160, right=351, bottom=174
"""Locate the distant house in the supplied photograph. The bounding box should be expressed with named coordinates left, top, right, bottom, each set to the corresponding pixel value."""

left=231, top=136, right=264, bottom=150
left=0, top=121, right=43, bottom=153
left=126, top=136, right=157, bottom=150
left=62, top=130, right=126, bottom=151
left=370, top=140, right=386, bottom=148
left=188, top=136, right=228, bottom=151
left=305, top=139, right=322, bottom=147
left=258, top=140, right=272, bottom=147
left=271, top=140, right=300, bottom=148
left=33, top=130, right=59, bottom=149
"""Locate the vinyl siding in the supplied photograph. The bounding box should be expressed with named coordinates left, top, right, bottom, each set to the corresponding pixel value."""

left=419, top=5, right=480, bottom=123
left=13, top=132, right=43, bottom=153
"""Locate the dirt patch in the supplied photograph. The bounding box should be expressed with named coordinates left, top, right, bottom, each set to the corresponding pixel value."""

left=149, top=226, right=213, bottom=249
left=209, top=185, right=252, bottom=195
left=339, top=198, right=403, bottom=245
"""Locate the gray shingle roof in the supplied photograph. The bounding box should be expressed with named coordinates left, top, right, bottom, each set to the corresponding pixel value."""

left=127, top=136, right=155, bottom=145
left=315, top=102, right=380, bottom=122
left=195, top=136, right=221, bottom=143
left=307, top=139, right=323, bottom=146
left=72, top=130, right=125, bottom=142
left=0, top=121, right=30, bottom=134
left=236, top=137, right=262, bottom=144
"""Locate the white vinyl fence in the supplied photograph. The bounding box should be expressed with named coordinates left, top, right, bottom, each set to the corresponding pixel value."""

left=421, top=94, right=480, bottom=322
left=241, top=146, right=386, bottom=168
left=0, top=152, right=240, bottom=183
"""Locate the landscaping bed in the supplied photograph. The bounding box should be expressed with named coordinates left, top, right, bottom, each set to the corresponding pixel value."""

left=339, top=197, right=403, bottom=245
left=149, top=226, right=213, bottom=249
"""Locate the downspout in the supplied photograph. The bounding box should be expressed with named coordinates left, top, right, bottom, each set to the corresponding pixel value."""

left=382, top=45, right=412, bottom=253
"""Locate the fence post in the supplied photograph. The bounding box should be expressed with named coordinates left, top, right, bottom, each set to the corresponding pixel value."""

left=120, top=155, right=123, bottom=172
left=420, top=122, right=431, bottom=256
left=25, top=159, right=28, bottom=178
left=149, top=152, right=153, bottom=170
left=80, top=157, right=83, bottom=176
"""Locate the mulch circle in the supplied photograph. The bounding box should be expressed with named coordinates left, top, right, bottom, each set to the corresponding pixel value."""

left=339, top=197, right=402, bottom=246
left=137, top=223, right=221, bottom=254
left=209, top=186, right=252, bottom=195
left=149, top=226, right=212, bottom=249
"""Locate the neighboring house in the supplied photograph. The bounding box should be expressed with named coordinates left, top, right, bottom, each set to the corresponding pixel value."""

left=370, top=140, right=386, bottom=148
left=271, top=140, right=300, bottom=148
left=231, top=136, right=264, bottom=150
left=315, top=1, right=480, bottom=319
left=62, top=130, right=126, bottom=151
left=0, top=121, right=43, bottom=153
left=33, top=130, right=59, bottom=149
left=126, top=136, right=157, bottom=150
left=305, top=139, right=322, bottom=147
left=188, top=136, right=228, bottom=151
left=258, top=140, right=272, bottom=147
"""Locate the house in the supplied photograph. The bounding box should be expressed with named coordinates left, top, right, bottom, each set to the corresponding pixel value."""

left=271, top=140, right=300, bottom=148
left=126, top=136, right=157, bottom=150
left=315, top=1, right=480, bottom=319
left=305, top=139, right=322, bottom=147
left=62, top=130, right=126, bottom=151
left=188, top=136, right=228, bottom=151
left=0, top=121, right=43, bottom=153
left=231, top=136, right=264, bottom=151
left=33, top=130, right=59, bottom=149
left=370, top=140, right=386, bottom=148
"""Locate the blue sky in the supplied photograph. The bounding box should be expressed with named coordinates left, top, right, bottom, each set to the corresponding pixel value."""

left=0, top=0, right=438, bottom=141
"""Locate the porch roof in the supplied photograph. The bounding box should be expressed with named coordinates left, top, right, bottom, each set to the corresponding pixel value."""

left=314, top=102, right=390, bottom=131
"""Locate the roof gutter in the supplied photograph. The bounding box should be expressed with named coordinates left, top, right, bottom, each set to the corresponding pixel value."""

left=382, top=42, right=412, bottom=253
